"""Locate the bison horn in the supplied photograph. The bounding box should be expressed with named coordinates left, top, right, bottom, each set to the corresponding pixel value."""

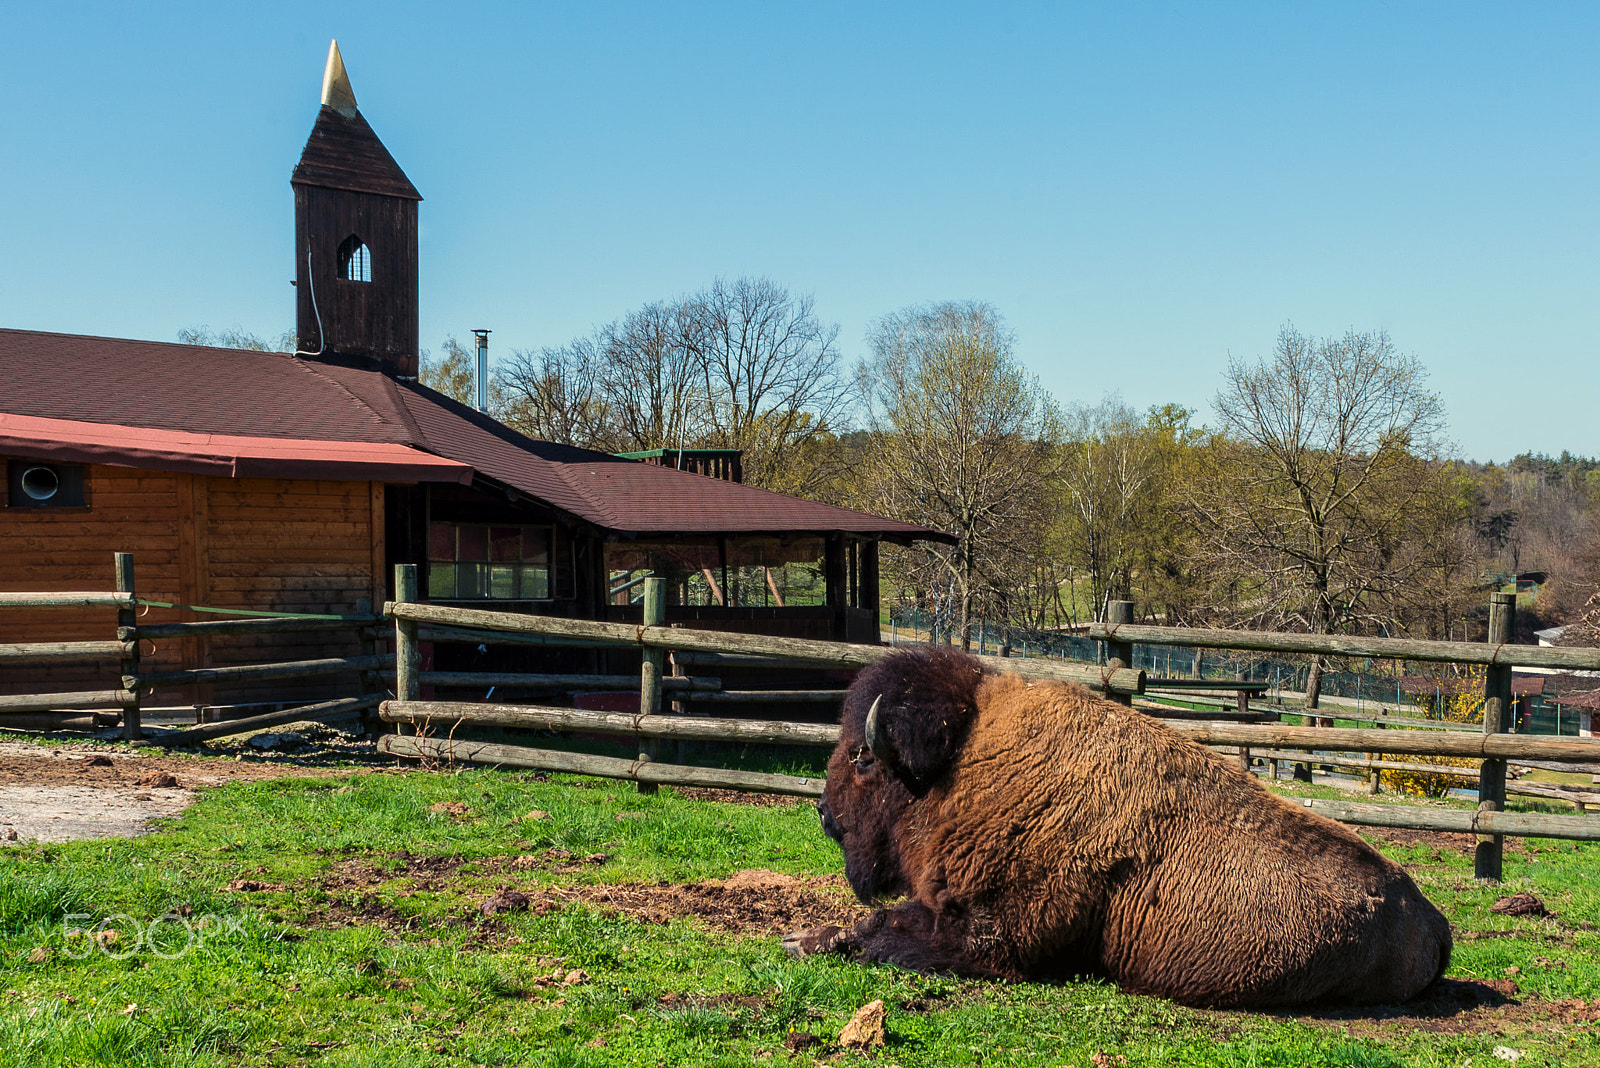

left=864, top=695, right=896, bottom=767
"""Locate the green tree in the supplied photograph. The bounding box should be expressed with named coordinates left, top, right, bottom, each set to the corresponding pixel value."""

left=419, top=336, right=477, bottom=407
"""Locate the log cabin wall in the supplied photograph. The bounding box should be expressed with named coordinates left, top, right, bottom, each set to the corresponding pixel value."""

left=1, top=460, right=384, bottom=707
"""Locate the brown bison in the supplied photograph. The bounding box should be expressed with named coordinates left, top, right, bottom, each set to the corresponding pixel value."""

left=783, top=647, right=1452, bottom=1008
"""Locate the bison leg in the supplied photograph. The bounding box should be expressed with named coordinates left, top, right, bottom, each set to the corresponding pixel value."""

left=784, top=899, right=1016, bottom=978
left=781, top=925, right=848, bottom=958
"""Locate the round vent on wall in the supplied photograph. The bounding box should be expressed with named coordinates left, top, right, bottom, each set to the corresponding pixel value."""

left=20, top=466, right=60, bottom=501
left=6, top=461, right=85, bottom=507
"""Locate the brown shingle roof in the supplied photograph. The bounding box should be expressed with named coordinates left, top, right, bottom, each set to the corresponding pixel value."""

left=0, top=328, right=948, bottom=543
left=291, top=106, right=421, bottom=200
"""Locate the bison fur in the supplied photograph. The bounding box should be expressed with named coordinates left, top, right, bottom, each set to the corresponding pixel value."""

left=784, top=647, right=1452, bottom=1008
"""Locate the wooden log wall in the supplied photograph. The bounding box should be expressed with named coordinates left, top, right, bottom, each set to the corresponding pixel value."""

left=0, top=463, right=385, bottom=706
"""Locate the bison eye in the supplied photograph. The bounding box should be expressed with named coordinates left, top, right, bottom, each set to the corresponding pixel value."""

left=849, top=745, right=875, bottom=771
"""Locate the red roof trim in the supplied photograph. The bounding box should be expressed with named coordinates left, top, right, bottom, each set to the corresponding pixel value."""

left=0, top=413, right=474, bottom=484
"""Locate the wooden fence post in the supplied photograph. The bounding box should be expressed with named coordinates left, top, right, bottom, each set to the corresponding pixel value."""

left=115, top=553, right=141, bottom=740
left=356, top=598, right=379, bottom=737
left=1477, top=591, right=1515, bottom=882
left=395, top=564, right=419, bottom=735
left=1368, top=718, right=1384, bottom=794
left=638, top=577, right=666, bottom=795
left=1104, top=600, right=1134, bottom=707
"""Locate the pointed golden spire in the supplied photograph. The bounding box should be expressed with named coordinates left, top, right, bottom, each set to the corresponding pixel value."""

left=320, top=39, right=358, bottom=117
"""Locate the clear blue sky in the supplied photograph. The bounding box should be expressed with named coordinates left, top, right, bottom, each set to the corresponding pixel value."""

left=3, top=2, right=1594, bottom=462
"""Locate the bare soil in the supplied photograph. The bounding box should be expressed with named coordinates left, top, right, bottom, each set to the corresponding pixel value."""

left=1282, top=977, right=1600, bottom=1038
left=518, top=868, right=868, bottom=935
left=0, top=737, right=388, bottom=844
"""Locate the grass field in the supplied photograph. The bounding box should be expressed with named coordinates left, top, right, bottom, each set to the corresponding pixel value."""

left=2, top=756, right=1597, bottom=1067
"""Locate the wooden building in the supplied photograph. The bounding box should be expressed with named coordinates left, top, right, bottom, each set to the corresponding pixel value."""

left=0, top=43, right=948, bottom=715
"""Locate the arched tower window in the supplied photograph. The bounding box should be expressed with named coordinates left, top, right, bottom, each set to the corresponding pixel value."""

left=337, top=234, right=371, bottom=282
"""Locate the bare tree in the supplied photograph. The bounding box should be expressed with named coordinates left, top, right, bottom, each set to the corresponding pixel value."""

left=1192, top=325, right=1456, bottom=708
left=691, top=277, right=849, bottom=495
left=496, top=336, right=615, bottom=451
left=178, top=325, right=296, bottom=352
left=602, top=300, right=705, bottom=454
left=494, top=278, right=849, bottom=493
left=860, top=301, right=1058, bottom=649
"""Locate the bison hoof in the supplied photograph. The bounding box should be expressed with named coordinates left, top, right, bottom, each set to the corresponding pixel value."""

left=782, top=925, right=846, bottom=958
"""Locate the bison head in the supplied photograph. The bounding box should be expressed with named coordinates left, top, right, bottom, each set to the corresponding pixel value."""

left=822, top=647, right=988, bottom=903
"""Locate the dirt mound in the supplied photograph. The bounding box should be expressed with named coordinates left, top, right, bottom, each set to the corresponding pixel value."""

left=530, top=870, right=866, bottom=935
left=711, top=868, right=801, bottom=890
left=1492, top=892, right=1552, bottom=918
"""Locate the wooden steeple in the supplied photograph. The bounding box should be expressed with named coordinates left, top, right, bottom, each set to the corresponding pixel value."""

left=291, top=40, right=422, bottom=378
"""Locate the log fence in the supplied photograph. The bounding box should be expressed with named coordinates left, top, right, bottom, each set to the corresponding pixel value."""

left=12, top=558, right=1597, bottom=872
left=381, top=576, right=1600, bottom=869
left=1093, top=598, right=1600, bottom=874
left=0, top=553, right=386, bottom=743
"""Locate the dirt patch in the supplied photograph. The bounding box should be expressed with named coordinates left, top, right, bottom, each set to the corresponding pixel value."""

left=669, top=787, right=811, bottom=808
left=1282, top=978, right=1600, bottom=1037
left=0, top=741, right=375, bottom=789
left=0, top=738, right=392, bottom=845
left=525, top=868, right=868, bottom=935
left=296, top=855, right=862, bottom=940
left=1356, top=825, right=1478, bottom=855
left=0, top=783, right=192, bottom=844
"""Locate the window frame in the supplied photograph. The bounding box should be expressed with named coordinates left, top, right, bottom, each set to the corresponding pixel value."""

left=426, top=521, right=556, bottom=602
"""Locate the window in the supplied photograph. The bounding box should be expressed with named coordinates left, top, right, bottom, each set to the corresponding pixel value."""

left=336, top=234, right=371, bottom=282
left=604, top=537, right=826, bottom=608
left=428, top=523, right=551, bottom=600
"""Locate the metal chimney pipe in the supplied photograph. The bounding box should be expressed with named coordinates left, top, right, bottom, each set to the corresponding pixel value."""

left=471, top=329, right=491, bottom=412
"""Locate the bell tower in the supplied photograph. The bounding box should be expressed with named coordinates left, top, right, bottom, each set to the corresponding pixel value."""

left=291, top=41, right=422, bottom=378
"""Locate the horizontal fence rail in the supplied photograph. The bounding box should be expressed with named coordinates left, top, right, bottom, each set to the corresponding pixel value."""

left=679, top=689, right=848, bottom=704
left=1145, top=678, right=1272, bottom=693
left=378, top=734, right=825, bottom=797
left=0, top=689, right=138, bottom=713
left=0, top=640, right=135, bottom=663
left=0, top=592, right=134, bottom=609
left=131, top=615, right=381, bottom=640
left=419, top=672, right=720, bottom=692
left=1087, top=621, right=1600, bottom=672
left=1297, top=797, right=1600, bottom=842
left=131, top=654, right=392, bottom=690
left=3, top=555, right=386, bottom=740
left=386, top=601, right=1147, bottom=695
left=380, top=700, right=839, bottom=746
left=1166, top=722, right=1600, bottom=762
left=154, top=694, right=384, bottom=748
left=1233, top=747, right=1600, bottom=804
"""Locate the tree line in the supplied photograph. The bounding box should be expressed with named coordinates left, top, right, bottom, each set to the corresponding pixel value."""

left=180, top=280, right=1600, bottom=707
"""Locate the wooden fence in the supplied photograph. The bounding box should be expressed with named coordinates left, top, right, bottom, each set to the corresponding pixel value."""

left=0, top=553, right=387, bottom=743
left=1091, top=596, right=1600, bottom=878
left=381, top=573, right=1600, bottom=880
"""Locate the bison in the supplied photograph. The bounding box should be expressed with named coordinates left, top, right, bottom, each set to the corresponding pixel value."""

left=783, top=647, right=1452, bottom=1008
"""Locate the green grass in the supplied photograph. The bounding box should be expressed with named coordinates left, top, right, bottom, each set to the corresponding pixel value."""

left=3, top=767, right=1598, bottom=1067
